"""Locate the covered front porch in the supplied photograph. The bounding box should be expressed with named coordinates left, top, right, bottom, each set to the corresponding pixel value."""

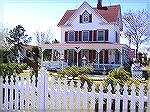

left=40, top=43, right=129, bottom=70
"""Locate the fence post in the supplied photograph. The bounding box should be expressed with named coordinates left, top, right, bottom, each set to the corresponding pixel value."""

left=0, top=76, right=3, bottom=110
left=147, top=83, right=150, bottom=112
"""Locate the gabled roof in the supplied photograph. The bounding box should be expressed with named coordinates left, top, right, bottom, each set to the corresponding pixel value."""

left=57, top=4, right=120, bottom=27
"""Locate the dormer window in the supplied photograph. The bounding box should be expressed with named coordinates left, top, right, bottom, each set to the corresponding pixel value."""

left=82, top=10, right=90, bottom=23
left=79, top=10, right=92, bottom=23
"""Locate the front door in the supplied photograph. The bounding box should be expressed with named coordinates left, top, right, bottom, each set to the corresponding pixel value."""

left=68, top=50, right=74, bottom=66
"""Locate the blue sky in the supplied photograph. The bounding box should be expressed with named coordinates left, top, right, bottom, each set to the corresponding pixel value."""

left=1, top=0, right=149, bottom=52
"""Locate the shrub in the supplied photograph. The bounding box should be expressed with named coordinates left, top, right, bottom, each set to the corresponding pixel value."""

left=57, top=66, right=94, bottom=80
left=0, top=63, right=29, bottom=76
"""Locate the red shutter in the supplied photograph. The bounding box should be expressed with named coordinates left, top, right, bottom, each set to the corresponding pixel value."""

left=89, top=30, right=92, bottom=41
left=105, top=30, right=108, bottom=41
left=93, top=50, right=96, bottom=62
left=75, top=31, right=78, bottom=41
left=89, top=50, right=92, bottom=63
left=79, top=31, right=82, bottom=41
left=79, top=15, right=82, bottom=23
left=93, top=30, right=97, bottom=41
left=89, top=14, right=92, bottom=23
left=104, top=50, right=108, bottom=64
left=64, top=50, right=67, bottom=62
left=74, top=51, right=77, bottom=63
left=116, top=32, right=118, bottom=43
left=65, top=32, right=68, bottom=42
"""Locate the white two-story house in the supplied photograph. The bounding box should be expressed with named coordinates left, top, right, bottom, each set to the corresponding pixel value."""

left=40, top=0, right=129, bottom=70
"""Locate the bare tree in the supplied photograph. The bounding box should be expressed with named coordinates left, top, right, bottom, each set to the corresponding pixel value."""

left=122, top=9, right=149, bottom=59
left=34, top=29, right=53, bottom=44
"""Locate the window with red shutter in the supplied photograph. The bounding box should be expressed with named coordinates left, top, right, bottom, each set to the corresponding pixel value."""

left=105, top=30, right=108, bottom=41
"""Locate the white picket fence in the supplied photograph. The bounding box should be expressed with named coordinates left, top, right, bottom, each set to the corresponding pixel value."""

left=0, top=67, right=150, bottom=111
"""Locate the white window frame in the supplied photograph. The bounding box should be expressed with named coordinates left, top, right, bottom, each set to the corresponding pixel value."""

left=97, top=30, right=105, bottom=42
left=82, top=10, right=90, bottom=23
left=82, top=31, right=89, bottom=42
left=68, top=31, right=75, bottom=42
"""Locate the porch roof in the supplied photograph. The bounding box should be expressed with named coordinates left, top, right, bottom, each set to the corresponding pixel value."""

left=39, top=42, right=129, bottom=51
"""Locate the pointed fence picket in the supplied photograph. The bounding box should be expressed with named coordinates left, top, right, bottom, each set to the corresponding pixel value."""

left=0, top=68, right=149, bottom=111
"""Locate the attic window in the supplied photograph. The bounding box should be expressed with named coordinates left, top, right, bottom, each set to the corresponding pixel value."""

left=80, top=10, right=92, bottom=23
left=83, top=11, right=90, bottom=23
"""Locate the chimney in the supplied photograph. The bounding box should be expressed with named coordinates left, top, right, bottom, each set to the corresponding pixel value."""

left=97, top=0, right=102, bottom=9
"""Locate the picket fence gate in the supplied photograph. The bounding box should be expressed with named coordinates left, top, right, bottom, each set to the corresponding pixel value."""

left=0, top=67, right=150, bottom=111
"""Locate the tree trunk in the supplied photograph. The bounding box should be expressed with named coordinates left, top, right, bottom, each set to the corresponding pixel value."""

left=135, top=45, right=139, bottom=59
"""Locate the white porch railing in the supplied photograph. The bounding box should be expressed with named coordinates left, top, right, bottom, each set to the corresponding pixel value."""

left=88, top=63, right=121, bottom=70
left=42, top=61, right=68, bottom=70
left=0, top=68, right=150, bottom=111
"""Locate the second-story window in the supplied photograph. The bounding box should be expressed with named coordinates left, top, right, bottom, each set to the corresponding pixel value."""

left=97, top=30, right=104, bottom=41
left=68, top=31, right=75, bottom=42
left=83, top=31, right=89, bottom=41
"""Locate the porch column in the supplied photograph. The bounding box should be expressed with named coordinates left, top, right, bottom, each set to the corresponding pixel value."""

left=96, top=48, right=102, bottom=68
left=41, top=48, right=45, bottom=63
left=74, top=47, right=81, bottom=66
left=51, top=49, right=53, bottom=61
left=118, top=48, right=123, bottom=65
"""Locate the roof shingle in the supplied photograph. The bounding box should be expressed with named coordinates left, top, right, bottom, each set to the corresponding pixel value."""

left=57, top=5, right=120, bottom=26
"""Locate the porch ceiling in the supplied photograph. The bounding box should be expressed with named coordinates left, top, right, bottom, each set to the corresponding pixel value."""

left=40, top=42, right=129, bottom=50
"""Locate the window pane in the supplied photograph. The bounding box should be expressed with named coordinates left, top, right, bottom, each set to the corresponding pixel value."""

left=68, top=32, right=74, bottom=41
left=83, top=32, right=89, bottom=41
left=98, top=31, right=104, bottom=41
left=82, top=11, right=89, bottom=23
